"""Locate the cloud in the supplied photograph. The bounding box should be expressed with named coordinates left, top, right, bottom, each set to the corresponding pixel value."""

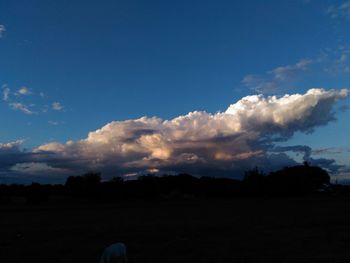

left=48, top=121, right=59, bottom=125
left=243, top=47, right=350, bottom=93
left=0, top=140, right=25, bottom=153
left=270, top=145, right=312, bottom=160
left=52, top=102, right=63, bottom=111
left=0, top=88, right=347, bottom=182
left=13, top=88, right=343, bottom=180
left=308, top=157, right=344, bottom=174
left=271, top=59, right=312, bottom=81
left=241, top=75, right=278, bottom=94
left=338, top=105, right=350, bottom=112
left=322, top=46, right=350, bottom=75
left=2, top=85, right=34, bottom=114
left=9, top=102, right=34, bottom=114
left=242, top=59, right=313, bottom=93
left=327, top=1, right=350, bottom=19
left=16, top=86, right=32, bottom=96
left=2, top=85, right=10, bottom=101
left=10, top=162, right=69, bottom=176
left=312, top=147, right=348, bottom=155
left=1, top=84, right=64, bottom=116
left=269, top=145, right=346, bottom=174
left=0, top=25, right=5, bottom=38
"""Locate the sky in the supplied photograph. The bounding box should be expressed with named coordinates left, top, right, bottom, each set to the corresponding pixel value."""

left=1, top=0, right=350, bottom=184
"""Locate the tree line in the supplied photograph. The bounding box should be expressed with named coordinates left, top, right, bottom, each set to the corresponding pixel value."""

left=0, top=163, right=348, bottom=204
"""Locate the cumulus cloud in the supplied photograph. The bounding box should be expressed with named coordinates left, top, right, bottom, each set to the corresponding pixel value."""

left=242, top=59, right=313, bottom=93
left=0, top=140, right=33, bottom=174
left=20, top=88, right=345, bottom=179
left=0, top=88, right=347, bottom=182
left=0, top=25, right=5, bottom=38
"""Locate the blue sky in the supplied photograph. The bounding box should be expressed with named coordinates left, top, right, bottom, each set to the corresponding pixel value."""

left=1, top=0, right=350, bottom=183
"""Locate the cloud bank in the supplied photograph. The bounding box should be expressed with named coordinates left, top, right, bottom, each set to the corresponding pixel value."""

left=0, top=88, right=348, bottom=183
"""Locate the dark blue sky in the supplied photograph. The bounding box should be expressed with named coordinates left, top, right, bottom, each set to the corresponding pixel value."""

left=0, top=0, right=350, bottom=183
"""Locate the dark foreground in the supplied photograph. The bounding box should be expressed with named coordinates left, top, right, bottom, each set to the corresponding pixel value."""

left=1, top=196, right=350, bottom=263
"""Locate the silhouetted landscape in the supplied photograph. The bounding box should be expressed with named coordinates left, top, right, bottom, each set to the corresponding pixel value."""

left=0, top=164, right=343, bottom=204
left=2, top=1, right=350, bottom=262
left=2, top=164, right=350, bottom=262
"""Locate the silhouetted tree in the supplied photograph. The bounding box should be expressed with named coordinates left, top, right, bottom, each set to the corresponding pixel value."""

left=0, top=164, right=337, bottom=204
left=266, top=164, right=330, bottom=194
left=65, top=172, right=101, bottom=187
left=65, top=172, right=101, bottom=198
left=242, top=167, right=266, bottom=194
left=109, top=176, right=124, bottom=184
left=83, top=172, right=101, bottom=186
left=243, top=167, right=264, bottom=181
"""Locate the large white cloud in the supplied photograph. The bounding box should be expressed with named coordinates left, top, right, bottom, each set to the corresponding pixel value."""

left=22, top=88, right=347, bottom=179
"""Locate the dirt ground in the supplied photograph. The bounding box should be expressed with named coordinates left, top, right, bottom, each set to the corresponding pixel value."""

left=1, top=196, right=350, bottom=263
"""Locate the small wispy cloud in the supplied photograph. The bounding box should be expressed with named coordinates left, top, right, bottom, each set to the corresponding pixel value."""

left=243, top=46, right=350, bottom=94
left=1, top=84, right=66, bottom=116
left=241, top=75, right=278, bottom=94
left=321, top=46, right=350, bottom=75
left=242, top=59, right=313, bottom=93
left=271, top=59, right=312, bottom=81
left=2, top=85, right=10, bottom=101
left=48, top=120, right=60, bottom=126
left=16, top=86, right=32, bottom=96
left=10, top=162, right=69, bottom=176
left=327, top=1, right=350, bottom=19
left=9, top=102, right=34, bottom=115
left=0, top=25, right=6, bottom=38
left=52, top=102, right=63, bottom=111
left=2, top=86, right=34, bottom=114
left=3, top=89, right=10, bottom=101
left=312, top=147, right=349, bottom=155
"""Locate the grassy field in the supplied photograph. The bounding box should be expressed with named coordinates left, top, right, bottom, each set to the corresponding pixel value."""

left=1, top=196, right=350, bottom=263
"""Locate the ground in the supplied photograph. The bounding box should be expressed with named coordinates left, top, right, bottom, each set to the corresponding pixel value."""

left=1, top=196, right=350, bottom=263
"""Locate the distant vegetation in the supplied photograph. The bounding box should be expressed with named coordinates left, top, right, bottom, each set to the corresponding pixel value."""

left=0, top=163, right=348, bottom=204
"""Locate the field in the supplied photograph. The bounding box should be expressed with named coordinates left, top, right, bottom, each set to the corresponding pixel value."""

left=1, top=196, right=350, bottom=263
